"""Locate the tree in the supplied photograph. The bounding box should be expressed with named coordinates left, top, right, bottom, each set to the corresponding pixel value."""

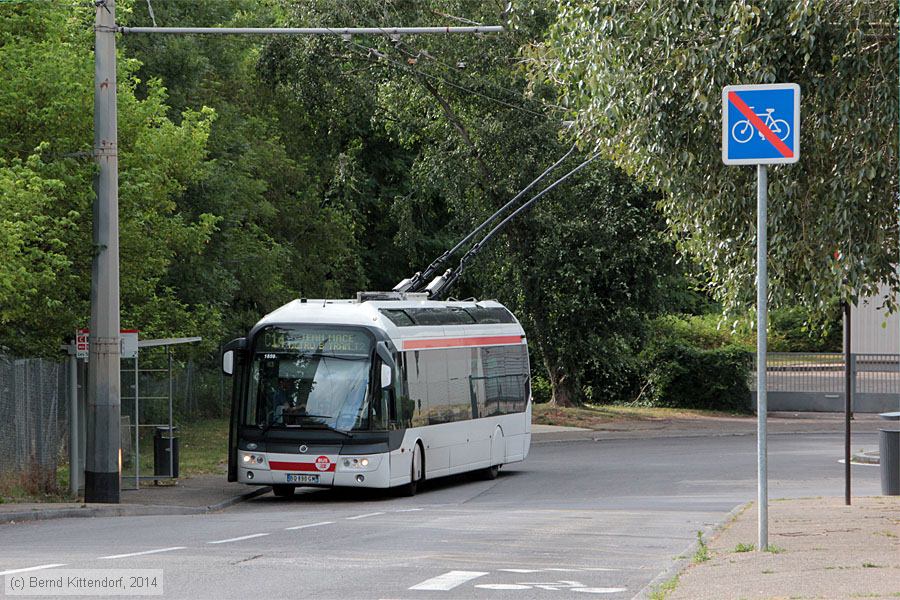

left=121, top=0, right=368, bottom=342
left=488, top=166, right=678, bottom=405
left=261, top=0, right=680, bottom=404
left=533, top=0, right=899, bottom=320
left=0, top=1, right=217, bottom=355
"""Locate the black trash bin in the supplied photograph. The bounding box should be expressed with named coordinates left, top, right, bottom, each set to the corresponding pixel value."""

left=880, top=429, right=899, bottom=496
left=153, top=426, right=179, bottom=478
left=878, top=412, right=900, bottom=496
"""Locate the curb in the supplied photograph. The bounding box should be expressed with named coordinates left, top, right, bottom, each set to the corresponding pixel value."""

left=630, top=502, right=750, bottom=600
left=530, top=428, right=882, bottom=445
left=851, top=451, right=880, bottom=465
left=0, top=486, right=271, bottom=526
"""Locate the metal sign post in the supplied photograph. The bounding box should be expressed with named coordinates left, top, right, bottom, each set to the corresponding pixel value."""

left=723, top=83, right=800, bottom=551
left=756, top=162, right=768, bottom=549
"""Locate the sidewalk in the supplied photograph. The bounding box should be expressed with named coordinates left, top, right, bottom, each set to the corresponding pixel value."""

left=532, top=412, right=888, bottom=444
left=658, top=496, right=900, bottom=600
left=0, top=476, right=269, bottom=525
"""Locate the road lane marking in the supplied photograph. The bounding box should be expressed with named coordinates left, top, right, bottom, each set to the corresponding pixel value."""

left=476, top=584, right=531, bottom=590
left=285, top=521, right=334, bottom=530
left=99, top=547, right=186, bottom=559
left=498, top=568, right=619, bottom=573
left=0, top=564, right=67, bottom=576
left=410, top=571, right=489, bottom=591
left=207, top=533, right=269, bottom=544
left=346, top=512, right=384, bottom=520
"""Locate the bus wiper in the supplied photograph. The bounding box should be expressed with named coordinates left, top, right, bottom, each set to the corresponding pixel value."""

left=259, top=414, right=279, bottom=437
left=297, top=415, right=353, bottom=438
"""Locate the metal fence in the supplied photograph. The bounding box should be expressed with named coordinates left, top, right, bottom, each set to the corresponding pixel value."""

left=0, top=356, right=67, bottom=477
left=0, top=351, right=224, bottom=490
left=754, top=353, right=900, bottom=413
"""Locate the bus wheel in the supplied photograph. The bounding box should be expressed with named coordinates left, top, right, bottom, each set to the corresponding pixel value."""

left=481, top=464, right=501, bottom=480
left=272, top=484, right=295, bottom=498
left=399, top=444, right=423, bottom=497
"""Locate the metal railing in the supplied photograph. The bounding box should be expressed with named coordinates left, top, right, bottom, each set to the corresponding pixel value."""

left=753, top=353, right=900, bottom=412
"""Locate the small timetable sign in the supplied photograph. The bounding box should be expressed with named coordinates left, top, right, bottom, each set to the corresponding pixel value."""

left=74, top=328, right=138, bottom=359
left=722, top=83, right=800, bottom=165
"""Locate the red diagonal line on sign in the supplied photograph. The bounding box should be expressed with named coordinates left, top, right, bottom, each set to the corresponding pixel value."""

left=728, top=91, right=793, bottom=159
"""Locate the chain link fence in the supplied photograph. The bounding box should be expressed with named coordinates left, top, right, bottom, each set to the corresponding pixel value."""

left=0, top=355, right=67, bottom=485
left=0, top=350, right=225, bottom=495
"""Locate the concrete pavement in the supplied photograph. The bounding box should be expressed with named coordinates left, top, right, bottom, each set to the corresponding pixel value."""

left=666, top=496, right=900, bottom=600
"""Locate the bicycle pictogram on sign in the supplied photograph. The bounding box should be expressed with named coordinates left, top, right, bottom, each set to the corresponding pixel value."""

left=731, top=107, right=790, bottom=144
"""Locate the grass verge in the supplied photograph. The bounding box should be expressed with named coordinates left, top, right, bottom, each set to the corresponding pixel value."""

left=126, top=417, right=229, bottom=484
left=532, top=403, right=747, bottom=429
left=2, top=418, right=230, bottom=503
left=649, top=574, right=680, bottom=600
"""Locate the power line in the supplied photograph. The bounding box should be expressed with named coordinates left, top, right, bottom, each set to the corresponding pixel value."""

left=388, top=37, right=568, bottom=117
left=326, top=29, right=555, bottom=121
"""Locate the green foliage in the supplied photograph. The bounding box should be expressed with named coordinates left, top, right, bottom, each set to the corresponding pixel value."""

left=121, top=0, right=367, bottom=345
left=769, top=306, right=842, bottom=352
left=637, top=339, right=752, bottom=412
left=734, top=542, right=756, bottom=553
left=649, top=575, right=680, bottom=600
left=693, top=530, right=711, bottom=563
left=649, top=305, right=842, bottom=354
left=260, top=1, right=681, bottom=406
left=649, top=314, right=752, bottom=351
left=530, top=375, right=552, bottom=404
left=0, top=1, right=217, bottom=355
left=535, top=1, right=899, bottom=319
left=0, top=151, right=75, bottom=338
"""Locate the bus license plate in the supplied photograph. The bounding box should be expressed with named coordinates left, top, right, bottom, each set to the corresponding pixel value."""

left=286, top=474, right=318, bottom=484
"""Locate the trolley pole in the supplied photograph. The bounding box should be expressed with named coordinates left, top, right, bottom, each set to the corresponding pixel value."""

left=85, top=0, right=122, bottom=503
left=756, top=164, right=769, bottom=551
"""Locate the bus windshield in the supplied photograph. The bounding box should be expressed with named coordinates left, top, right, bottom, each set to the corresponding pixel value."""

left=246, top=327, right=374, bottom=432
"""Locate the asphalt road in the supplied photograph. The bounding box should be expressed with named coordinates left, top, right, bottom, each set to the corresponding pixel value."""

left=0, top=431, right=882, bottom=600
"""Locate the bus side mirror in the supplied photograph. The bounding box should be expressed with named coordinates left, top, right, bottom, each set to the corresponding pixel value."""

left=222, top=337, right=247, bottom=376
left=375, top=341, right=396, bottom=389
left=380, top=363, right=392, bottom=389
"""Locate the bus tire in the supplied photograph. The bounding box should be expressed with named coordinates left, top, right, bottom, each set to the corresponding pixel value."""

left=399, top=443, right=423, bottom=497
left=481, top=464, right=501, bottom=480
left=272, top=484, right=295, bottom=498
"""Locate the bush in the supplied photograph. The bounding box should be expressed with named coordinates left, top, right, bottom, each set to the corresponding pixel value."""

left=637, top=340, right=752, bottom=412
left=647, top=314, right=752, bottom=350
left=531, top=375, right=552, bottom=404
left=769, top=307, right=841, bottom=352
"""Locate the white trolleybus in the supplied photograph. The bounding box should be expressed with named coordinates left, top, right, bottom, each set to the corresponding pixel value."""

left=222, top=292, right=531, bottom=496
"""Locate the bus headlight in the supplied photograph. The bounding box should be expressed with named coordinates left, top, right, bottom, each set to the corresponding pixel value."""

left=241, top=452, right=267, bottom=468
left=338, top=456, right=379, bottom=472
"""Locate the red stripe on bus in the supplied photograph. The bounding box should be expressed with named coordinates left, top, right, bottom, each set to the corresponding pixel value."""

left=269, top=461, right=336, bottom=472
left=403, top=335, right=523, bottom=350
